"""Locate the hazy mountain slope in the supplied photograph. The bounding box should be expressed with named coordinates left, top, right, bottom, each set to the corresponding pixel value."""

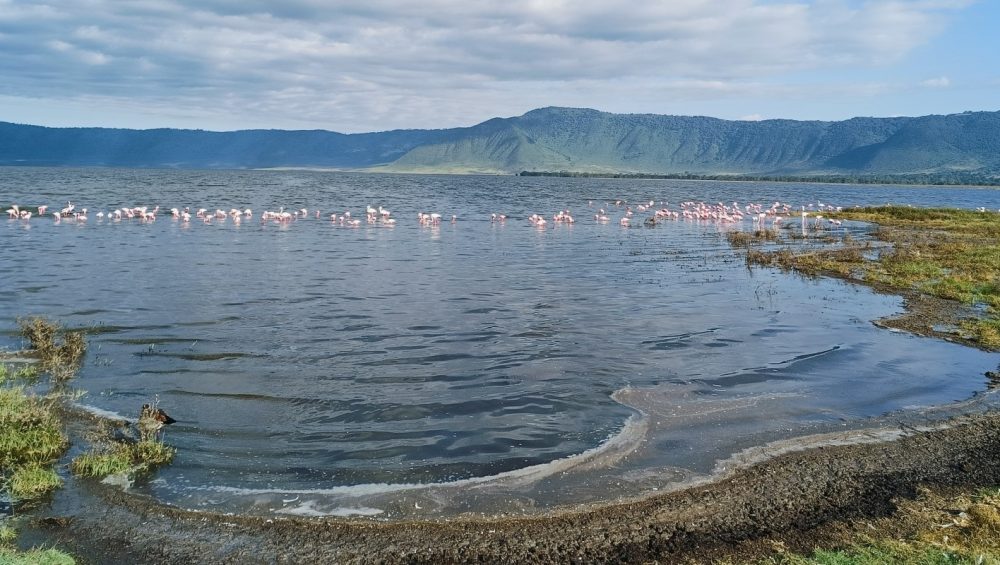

left=1, top=107, right=998, bottom=175
left=0, top=122, right=450, bottom=168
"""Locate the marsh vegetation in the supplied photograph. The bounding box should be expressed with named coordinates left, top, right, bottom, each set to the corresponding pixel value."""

left=0, top=316, right=174, bottom=562
left=70, top=429, right=174, bottom=479
left=736, top=206, right=1000, bottom=350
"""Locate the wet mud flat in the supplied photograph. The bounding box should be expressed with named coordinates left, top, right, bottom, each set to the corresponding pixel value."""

left=20, top=409, right=1000, bottom=564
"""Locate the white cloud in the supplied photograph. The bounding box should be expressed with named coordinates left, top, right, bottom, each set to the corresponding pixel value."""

left=0, top=0, right=977, bottom=131
left=922, top=76, right=951, bottom=88
left=739, top=113, right=764, bottom=121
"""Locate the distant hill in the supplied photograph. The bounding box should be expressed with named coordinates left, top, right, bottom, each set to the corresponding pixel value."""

left=2, top=107, right=999, bottom=179
left=0, top=122, right=450, bottom=169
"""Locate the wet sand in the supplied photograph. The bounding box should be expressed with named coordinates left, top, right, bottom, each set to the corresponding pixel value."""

left=20, top=406, right=1000, bottom=564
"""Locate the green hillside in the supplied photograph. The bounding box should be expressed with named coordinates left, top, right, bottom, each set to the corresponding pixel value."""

left=2, top=107, right=998, bottom=178
left=385, top=107, right=1000, bottom=176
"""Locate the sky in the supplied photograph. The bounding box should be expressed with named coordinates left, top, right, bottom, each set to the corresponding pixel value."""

left=0, top=0, right=997, bottom=133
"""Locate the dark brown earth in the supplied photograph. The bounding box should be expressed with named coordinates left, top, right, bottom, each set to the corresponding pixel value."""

left=19, top=408, right=1000, bottom=564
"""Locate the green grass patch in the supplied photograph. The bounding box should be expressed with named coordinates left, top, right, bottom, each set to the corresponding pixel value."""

left=963, top=319, right=1000, bottom=350
left=70, top=439, right=175, bottom=479
left=767, top=487, right=1000, bottom=565
left=0, top=526, right=16, bottom=547
left=772, top=544, right=980, bottom=564
left=0, top=388, right=67, bottom=470
left=0, top=547, right=75, bottom=564
left=7, top=464, right=62, bottom=499
left=0, top=365, right=40, bottom=386
left=68, top=451, right=131, bottom=478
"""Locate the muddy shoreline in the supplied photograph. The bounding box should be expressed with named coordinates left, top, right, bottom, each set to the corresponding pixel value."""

left=15, top=406, right=1000, bottom=563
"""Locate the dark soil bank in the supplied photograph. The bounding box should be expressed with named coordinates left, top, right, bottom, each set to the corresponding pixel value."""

left=21, top=410, right=1000, bottom=564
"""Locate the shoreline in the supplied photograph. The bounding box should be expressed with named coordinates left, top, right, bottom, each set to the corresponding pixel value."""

left=9, top=205, right=1000, bottom=562
left=19, top=403, right=1000, bottom=563
left=3, top=164, right=1000, bottom=189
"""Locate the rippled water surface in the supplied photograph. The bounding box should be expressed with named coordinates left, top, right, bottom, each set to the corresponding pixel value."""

left=2, top=168, right=998, bottom=516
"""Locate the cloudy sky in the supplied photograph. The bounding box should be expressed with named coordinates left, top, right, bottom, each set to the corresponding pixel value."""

left=0, top=0, right=995, bottom=132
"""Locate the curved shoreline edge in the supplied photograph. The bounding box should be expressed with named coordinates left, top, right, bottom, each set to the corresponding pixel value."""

left=23, top=402, right=1000, bottom=563
left=14, top=206, right=1000, bottom=562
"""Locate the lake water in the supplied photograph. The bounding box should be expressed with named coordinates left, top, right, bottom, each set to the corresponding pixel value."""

left=2, top=167, right=998, bottom=518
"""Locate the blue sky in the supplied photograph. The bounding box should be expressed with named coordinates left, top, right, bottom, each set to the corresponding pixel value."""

left=0, top=0, right=996, bottom=132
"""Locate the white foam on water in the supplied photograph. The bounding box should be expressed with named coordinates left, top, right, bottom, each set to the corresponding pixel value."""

left=74, top=403, right=131, bottom=422
left=195, top=411, right=649, bottom=501
left=275, top=500, right=384, bottom=517
left=101, top=473, right=133, bottom=488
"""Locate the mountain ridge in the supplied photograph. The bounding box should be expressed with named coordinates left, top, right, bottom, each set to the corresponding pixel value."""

left=2, top=107, right=998, bottom=178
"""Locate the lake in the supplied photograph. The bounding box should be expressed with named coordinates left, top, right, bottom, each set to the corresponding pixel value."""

left=2, top=167, right=998, bottom=518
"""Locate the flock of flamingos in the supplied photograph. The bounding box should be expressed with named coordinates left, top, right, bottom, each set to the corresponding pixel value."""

left=5, top=199, right=848, bottom=228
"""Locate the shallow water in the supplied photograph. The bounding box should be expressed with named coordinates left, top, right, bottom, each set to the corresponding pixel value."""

left=2, top=167, right=998, bottom=517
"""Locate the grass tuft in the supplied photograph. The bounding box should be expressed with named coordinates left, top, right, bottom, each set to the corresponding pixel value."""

left=727, top=231, right=753, bottom=247
left=0, top=388, right=68, bottom=470
left=0, top=547, right=75, bottom=564
left=728, top=229, right=780, bottom=248
left=68, top=451, right=132, bottom=478
left=7, top=464, right=62, bottom=499
left=0, top=525, right=16, bottom=546
left=0, top=364, right=41, bottom=385
left=17, top=317, right=60, bottom=354
left=70, top=439, right=175, bottom=479
left=16, top=317, right=87, bottom=380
